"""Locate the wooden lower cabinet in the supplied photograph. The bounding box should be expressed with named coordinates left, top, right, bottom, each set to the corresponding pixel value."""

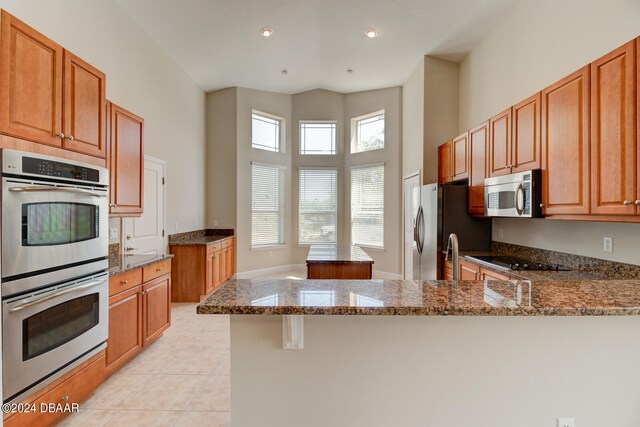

left=459, top=260, right=480, bottom=280
left=106, top=260, right=172, bottom=375
left=480, top=267, right=511, bottom=281
left=171, top=237, right=235, bottom=302
left=3, top=351, right=106, bottom=427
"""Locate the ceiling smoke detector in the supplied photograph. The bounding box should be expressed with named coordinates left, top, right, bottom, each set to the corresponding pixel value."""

left=365, top=28, right=378, bottom=38
left=260, top=27, right=273, bottom=37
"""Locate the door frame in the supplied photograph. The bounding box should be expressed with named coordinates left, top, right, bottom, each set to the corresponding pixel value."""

left=402, top=170, right=421, bottom=279
left=121, top=155, right=167, bottom=253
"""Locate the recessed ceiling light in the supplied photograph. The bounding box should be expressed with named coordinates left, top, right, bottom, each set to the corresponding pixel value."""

left=365, top=28, right=378, bottom=38
left=347, top=69, right=354, bottom=74
left=281, top=69, right=288, bottom=75
left=260, top=27, right=273, bottom=37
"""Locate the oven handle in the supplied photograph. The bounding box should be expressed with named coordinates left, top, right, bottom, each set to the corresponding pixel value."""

left=8, top=280, right=106, bottom=313
left=8, top=186, right=107, bottom=198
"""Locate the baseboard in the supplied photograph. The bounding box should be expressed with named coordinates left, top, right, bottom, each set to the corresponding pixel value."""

left=372, top=270, right=402, bottom=280
left=236, top=264, right=401, bottom=280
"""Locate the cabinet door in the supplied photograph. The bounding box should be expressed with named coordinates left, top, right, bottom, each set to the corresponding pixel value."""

left=542, top=66, right=591, bottom=215
left=489, top=108, right=512, bottom=177
left=468, top=121, right=489, bottom=215
left=110, top=103, right=144, bottom=215
left=219, top=249, right=227, bottom=282
left=205, top=254, right=215, bottom=294
left=459, top=261, right=479, bottom=280
left=0, top=11, right=63, bottom=147
left=438, top=141, right=452, bottom=183
left=591, top=40, right=637, bottom=215
left=106, top=285, right=143, bottom=374
left=143, top=275, right=171, bottom=346
left=481, top=268, right=510, bottom=281
left=227, top=242, right=235, bottom=278
left=63, top=50, right=106, bottom=158
left=212, top=252, right=221, bottom=288
left=512, top=93, right=542, bottom=173
left=452, top=132, right=469, bottom=180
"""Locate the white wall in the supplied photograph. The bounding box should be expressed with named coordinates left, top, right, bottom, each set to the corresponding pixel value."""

left=459, top=0, right=640, bottom=265
left=232, top=315, right=640, bottom=427
left=402, top=58, right=424, bottom=178
left=0, top=0, right=207, bottom=236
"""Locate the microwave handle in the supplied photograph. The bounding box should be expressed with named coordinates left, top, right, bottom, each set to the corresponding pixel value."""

left=8, top=280, right=105, bottom=313
left=514, top=183, right=524, bottom=216
left=8, top=186, right=107, bottom=198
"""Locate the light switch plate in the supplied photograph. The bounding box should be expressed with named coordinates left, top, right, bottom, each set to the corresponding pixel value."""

left=109, top=228, right=118, bottom=239
left=557, top=418, right=574, bottom=427
left=603, top=237, right=613, bottom=253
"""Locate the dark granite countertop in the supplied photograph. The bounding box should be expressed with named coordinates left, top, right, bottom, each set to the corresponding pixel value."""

left=196, top=278, right=640, bottom=316
left=108, top=254, right=173, bottom=276
left=169, top=229, right=234, bottom=246
left=306, top=245, right=373, bottom=264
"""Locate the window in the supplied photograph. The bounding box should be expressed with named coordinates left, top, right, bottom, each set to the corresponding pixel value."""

left=352, top=111, right=384, bottom=153
left=252, top=112, right=282, bottom=152
left=252, top=163, right=286, bottom=248
left=299, top=168, right=337, bottom=244
left=351, top=164, right=384, bottom=248
left=300, top=122, right=337, bottom=155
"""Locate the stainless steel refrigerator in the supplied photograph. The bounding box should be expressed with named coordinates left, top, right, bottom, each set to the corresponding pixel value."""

left=413, top=183, right=492, bottom=280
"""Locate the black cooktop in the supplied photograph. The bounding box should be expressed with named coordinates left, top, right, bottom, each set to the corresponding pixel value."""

left=466, top=255, right=570, bottom=271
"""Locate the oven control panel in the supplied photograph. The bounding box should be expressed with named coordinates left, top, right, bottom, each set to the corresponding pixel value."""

left=22, top=157, right=100, bottom=183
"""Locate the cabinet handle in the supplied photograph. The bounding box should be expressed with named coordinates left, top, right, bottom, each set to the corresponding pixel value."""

left=155, top=268, right=161, bottom=272
left=635, top=200, right=640, bottom=205
left=55, top=132, right=65, bottom=139
left=539, top=204, right=545, bottom=208
left=66, top=135, right=75, bottom=141
left=140, top=291, right=145, bottom=296
left=120, top=280, right=129, bottom=285
left=110, top=204, right=117, bottom=208
left=61, top=395, right=69, bottom=402
left=623, top=200, right=633, bottom=205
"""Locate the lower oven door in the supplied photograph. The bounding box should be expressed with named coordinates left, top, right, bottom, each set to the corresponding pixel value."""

left=2, top=273, right=108, bottom=402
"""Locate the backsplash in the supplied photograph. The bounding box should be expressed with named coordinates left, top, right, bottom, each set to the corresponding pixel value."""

left=109, top=243, right=120, bottom=258
left=492, top=242, right=640, bottom=280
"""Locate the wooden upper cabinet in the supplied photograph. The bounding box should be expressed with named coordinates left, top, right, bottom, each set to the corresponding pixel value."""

left=512, top=93, right=542, bottom=173
left=468, top=121, right=489, bottom=215
left=590, top=40, right=637, bottom=216
left=0, top=10, right=63, bottom=147
left=63, top=51, right=106, bottom=158
left=637, top=37, right=640, bottom=215
left=489, top=107, right=512, bottom=177
left=452, top=132, right=469, bottom=180
left=109, top=102, right=144, bottom=216
left=438, top=140, right=452, bottom=183
left=541, top=66, right=591, bottom=215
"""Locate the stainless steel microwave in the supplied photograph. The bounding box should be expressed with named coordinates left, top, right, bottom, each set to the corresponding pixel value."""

left=484, top=170, right=542, bottom=218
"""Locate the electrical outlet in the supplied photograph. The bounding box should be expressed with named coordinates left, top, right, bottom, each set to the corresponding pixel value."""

left=109, top=228, right=118, bottom=239
left=557, top=418, right=574, bottom=427
left=603, top=237, right=613, bottom=253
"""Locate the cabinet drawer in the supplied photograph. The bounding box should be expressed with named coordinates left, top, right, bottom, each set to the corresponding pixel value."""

left=206, top=242, right=222, bottom=254
left=4, top=353, right=105, bottom=427
left=221, top=238, right=233, bottom=248
left=143, top=259, right=171, bottom=283
left=480, top=267, right=511, bottom=281
left=109, top=269, right=142, bottom=296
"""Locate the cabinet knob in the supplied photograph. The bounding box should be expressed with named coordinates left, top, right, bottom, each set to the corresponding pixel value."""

left=55, top=132, right=65, bottom=139
left=155, top=268, right=161, bottom=272
left=635, top=200, right=640, bottom=205
left=539, top=204, right=545, bottom=208
left=623, top=200, right=633, bottom=205
left=66, top=135, right=75, bottom=141
left=61, top=395, right=69, bottom=402
left=110, top=204, right=117, bottom=208
left=120, top=280, right=129, bottom=285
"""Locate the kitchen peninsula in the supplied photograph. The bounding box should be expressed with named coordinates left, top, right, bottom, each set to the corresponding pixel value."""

left=198, top=278, right=640, bottom=427
left=305, top=245, right=374, bottom=279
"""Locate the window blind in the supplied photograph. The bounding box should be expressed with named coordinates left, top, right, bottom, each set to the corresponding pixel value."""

left=351, top=165, right=384, bottom=248
left=299, top=168, right=337, bottom=244
left=252, top=163, right=285, bottom=247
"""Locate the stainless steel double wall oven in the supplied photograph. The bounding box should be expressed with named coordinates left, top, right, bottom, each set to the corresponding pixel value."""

left=1, top=149, right=109, bottom=403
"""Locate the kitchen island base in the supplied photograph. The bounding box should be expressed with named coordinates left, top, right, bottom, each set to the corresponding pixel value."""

left=230, top=315, right=640, bottom=427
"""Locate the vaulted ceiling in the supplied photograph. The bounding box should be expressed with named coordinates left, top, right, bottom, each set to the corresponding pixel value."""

left=115, top=0, right=517, bottom=94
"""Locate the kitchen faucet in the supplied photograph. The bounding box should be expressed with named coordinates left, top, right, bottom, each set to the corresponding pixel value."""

left=446, top=233, right=459, bottom=281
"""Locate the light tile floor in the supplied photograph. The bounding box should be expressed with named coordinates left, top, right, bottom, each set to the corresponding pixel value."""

left=60, top=303, right=232, bottom=427
left=60, top=269, right=308, bottom=427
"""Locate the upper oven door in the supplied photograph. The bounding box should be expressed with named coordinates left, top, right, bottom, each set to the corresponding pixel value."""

left=484, top=180, right=527, bottom=217
left=2, top=178, right=108, bottom=281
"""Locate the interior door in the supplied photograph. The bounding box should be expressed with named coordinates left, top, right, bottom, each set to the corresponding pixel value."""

left=122, top=156, right=166, bottom=255
left=403, top=172, right=420, bottom=279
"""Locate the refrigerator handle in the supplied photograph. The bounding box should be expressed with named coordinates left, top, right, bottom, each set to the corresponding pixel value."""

left=416, top=206, right=424, bottom=254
